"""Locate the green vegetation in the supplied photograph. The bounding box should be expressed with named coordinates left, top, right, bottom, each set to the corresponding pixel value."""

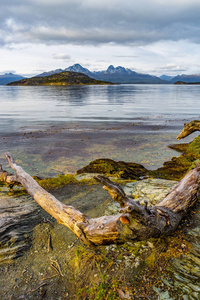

left=77, top=158, right=148, bottom=180
left=7, top=71, right=111, bottom=86
left=77, top=135, right=200, bottom=181
left=186, top=135, right=200, bottom=156
left=70, top=232, right=192, bottom=299
left=36, top=173, right=77, bottom=189
left=151, top=135, right=200, bottom=180
left=77, top=274, right=121, bottom=300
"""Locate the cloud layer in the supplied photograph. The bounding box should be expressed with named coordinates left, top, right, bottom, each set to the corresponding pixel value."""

left=1, top=0, right=200, bottom=46
left=1, top=0, right=200, bottom=76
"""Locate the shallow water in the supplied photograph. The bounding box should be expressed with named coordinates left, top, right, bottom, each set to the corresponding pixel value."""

left=1, top=84, right=200, bottom=175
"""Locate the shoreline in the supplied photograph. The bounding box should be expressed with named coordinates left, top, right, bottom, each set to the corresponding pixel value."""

left=0, top=120, right=188, bottom=177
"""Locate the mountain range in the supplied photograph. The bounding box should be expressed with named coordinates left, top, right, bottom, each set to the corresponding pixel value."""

left=36, top=64, right=168, bottom=84
left=3, top=64, right=200, bottom=85
left=170, top=74, right=200, bottom=84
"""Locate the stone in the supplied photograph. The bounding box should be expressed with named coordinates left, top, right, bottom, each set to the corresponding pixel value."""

left=76, top=158, right=148, bottom=180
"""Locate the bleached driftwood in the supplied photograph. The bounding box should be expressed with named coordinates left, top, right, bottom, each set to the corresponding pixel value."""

left=177, top=120, right=200, bottom=140
left=1, top=152, right=200, bottom=246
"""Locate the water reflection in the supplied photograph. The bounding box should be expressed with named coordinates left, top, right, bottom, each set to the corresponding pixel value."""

left=1, top=85, right=200, bottom=133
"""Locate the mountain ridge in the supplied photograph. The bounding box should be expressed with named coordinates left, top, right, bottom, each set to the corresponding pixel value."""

left=170, top=74, right=200, bottom=83
left=36, top=64, right=168, bottom=84
left=4, top=65, right=200, bottom=85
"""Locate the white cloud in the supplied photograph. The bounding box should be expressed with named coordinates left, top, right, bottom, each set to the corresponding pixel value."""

left=53, top=54, right=71, bottom=60
left=1, top=0, right=200, bottom=46
left=5, top=18, right=24, bottom=32
left=1, top=0, right=200, bottom=75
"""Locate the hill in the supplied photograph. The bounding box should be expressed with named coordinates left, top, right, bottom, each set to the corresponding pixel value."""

left=7, top=71, right=111, bottom=86
left=0, top=73, right=25, bottom=85
left=36, top=64, right=168, bottom=84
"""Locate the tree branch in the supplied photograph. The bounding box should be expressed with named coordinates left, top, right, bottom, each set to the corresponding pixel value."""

left=1, top=152, right=200, bottom=246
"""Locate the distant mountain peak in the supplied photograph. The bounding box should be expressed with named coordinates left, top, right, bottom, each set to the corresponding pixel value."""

left=0, top=73, right=25, bottom=85
left=34, top=63, right=169, bottom=84
left=73, top=63, right=83, bottom=68
left=107, top=65, right=124, bottom=72
left=105, top=65, right=134, bottom=75
left=160, top=75, right=175, bottom=81
left=107, top=65, right=115, bottom=72
left=64, top=64, right=92, bottom=76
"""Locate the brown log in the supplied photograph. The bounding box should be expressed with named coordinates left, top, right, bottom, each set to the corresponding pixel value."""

left=1, top=152, right=200, bottom=246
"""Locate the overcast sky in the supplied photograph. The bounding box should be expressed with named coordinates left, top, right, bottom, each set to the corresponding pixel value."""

left=1, top=0, right=200, bottom=77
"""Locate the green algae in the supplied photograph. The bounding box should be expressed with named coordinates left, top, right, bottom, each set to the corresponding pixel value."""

left=186, top=135, right=200, bottom=157
left=150, top=155, right=194, bottom=180
left=151, top=135, right=200, bottom=180
left=77, top=135, right=200, bottom=181
left=76, top=158, right=148, bottom=180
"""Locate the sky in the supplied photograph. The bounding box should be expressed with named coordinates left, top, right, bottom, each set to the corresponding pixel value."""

left=1, top=0, right=200, bottom=77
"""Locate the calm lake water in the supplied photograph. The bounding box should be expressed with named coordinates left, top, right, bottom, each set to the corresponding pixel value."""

left=1, top=84, right=200, bottom=132
left=1, top=85, right=200, bottom=299
left=1, top=84, right=200, bottom=175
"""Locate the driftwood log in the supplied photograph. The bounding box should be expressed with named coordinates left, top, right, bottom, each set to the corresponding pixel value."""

left=177, top=120, right=200, bottom=140
left=1, top=152, right=200, bottom=246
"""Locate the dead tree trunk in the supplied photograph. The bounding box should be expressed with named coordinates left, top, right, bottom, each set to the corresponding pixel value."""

left=1, top=152, right=200, bottom=246
left=177, top=120, right=200, bottom=140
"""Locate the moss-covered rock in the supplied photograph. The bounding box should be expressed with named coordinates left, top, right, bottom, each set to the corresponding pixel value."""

left=150, top=155, right=194, bottom=180
left=76, top=158, right=148, bottom=180
left=186, top=135, right=200, bottom=157
left=150, top=135, right=200, bottom=180
left=77, top=136, right=200, bottom=181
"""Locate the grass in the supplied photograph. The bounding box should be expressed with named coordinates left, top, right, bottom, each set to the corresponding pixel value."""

left=36, top=174, right=77, bottom=189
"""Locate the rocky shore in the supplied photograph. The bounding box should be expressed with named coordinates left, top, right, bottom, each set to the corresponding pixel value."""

left=1, top=121, right=200, bottom=299
left=1, top=173, right=200, bottom=299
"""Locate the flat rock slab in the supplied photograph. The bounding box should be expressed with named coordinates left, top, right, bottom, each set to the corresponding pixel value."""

left=105, top=178, right=177, bottom=215
left=124, top=178, right=177, bottom=205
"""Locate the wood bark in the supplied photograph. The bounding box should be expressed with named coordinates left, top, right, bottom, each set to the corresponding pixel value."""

left=1, top=152, right=200, bottom=246
left=177, top=120, right=200, bottom=140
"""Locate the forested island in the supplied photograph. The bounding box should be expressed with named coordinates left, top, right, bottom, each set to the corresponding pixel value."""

left=7, top=71, right=111, bottom=86
left=174, top=81, right=200, bottom=85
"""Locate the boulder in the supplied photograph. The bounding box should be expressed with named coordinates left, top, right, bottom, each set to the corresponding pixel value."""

left=76, top=158, right=148, bottom=180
